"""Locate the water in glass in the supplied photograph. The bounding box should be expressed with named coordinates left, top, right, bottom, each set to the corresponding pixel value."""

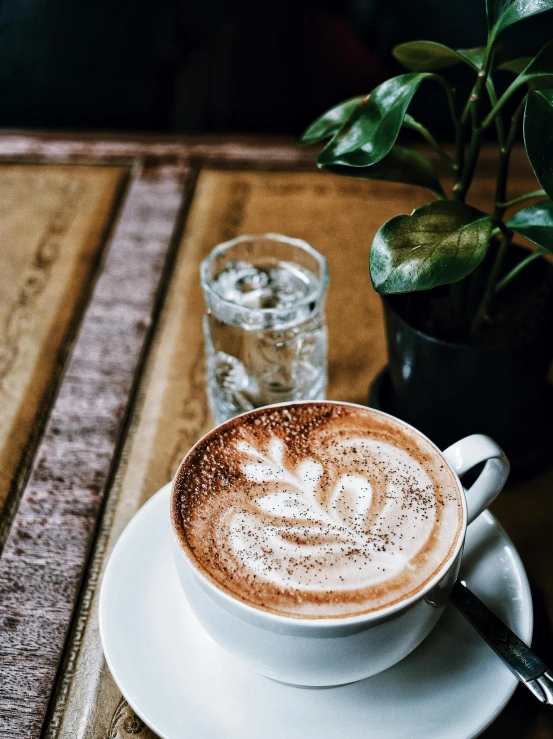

left=201, top=235, right=328, bottom=424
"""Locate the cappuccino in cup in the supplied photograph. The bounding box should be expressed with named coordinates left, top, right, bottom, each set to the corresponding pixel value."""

left=171, top=401, right=508, bottom=685
left=172, top=402, right=463, bottom=619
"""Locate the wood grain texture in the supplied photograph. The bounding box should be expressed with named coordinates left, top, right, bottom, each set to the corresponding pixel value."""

left=46, top=166, right=551, bottom=739
left=0, top=133, right=536, bottom=182
left=0, top=165, right=124, bottom=537
left=0, top=153, right=543, bottom=739
left=0, top=132, right=313, bottom=167
left=0, top=165, right=188, bottom=739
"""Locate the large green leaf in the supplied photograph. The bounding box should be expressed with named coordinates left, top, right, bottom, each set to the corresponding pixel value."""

left=487, top=0, right=553, bottom=44
left=524, top=89, right=553, bottom=199
left=506, top=200, right=553, bottom=251
left=317, top=73, right=443, bottom=169
left=370, top=201, right=494, bottom=293
left=300, top=96, right=365, bottom=145
left=393, top=41, right=486, bottom=72
left=325, top=146, right=445, bottom=197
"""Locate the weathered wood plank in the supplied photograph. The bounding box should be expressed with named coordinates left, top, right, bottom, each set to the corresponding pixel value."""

left=0, top=165, right=189, bottom=739
left=0, top=134, right=535, bottom=181
left=0, top=165, right=125, bottom=540
left=0, top=133, right=311, bottom=167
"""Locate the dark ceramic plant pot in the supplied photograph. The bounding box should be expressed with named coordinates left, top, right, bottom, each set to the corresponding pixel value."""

left=369, top=283, right=553, bottom=479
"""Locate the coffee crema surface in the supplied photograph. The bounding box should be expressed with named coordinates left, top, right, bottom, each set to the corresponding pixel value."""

left=172, top=403, right=463, bottom=618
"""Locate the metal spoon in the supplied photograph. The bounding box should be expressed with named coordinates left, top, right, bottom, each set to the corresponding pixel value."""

left=451, top=580, right=553, bottom=706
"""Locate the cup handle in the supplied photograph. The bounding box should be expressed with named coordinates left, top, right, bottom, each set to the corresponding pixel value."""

left=442, top=434, right=510, bottom=525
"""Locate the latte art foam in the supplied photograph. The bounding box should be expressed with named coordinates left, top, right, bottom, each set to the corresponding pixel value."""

left=172, top=403, right=463, bottom=618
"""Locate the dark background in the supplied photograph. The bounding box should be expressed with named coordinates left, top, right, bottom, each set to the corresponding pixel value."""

left=0, top=0, right=551, bottom=136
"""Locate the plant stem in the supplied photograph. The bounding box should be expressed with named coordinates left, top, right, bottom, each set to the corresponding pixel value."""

left=497, top=189, right=547, bottom=209
left=455, top=123, right=481, bottom=202
left=481, top=77, right=523, bottom=131
left=442, top=84, right=464, bottom=178
left=471, top=230, right=512, bottom=335
left=454, top=49, right=494, bottom=202
left=461, top=82, right=476, bottom=126
left=460, top=76, right=503, bottom=153
left=494, top=250, right=544, bottom=293
left=469, top=98, right=526, bottom=334
left=406, top=118, right=456, bottom=172
left=493, top=95, right=527, bottom=220
left=485, top=78, right=506, bottom=150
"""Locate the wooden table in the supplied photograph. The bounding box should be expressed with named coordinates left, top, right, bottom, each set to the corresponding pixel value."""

left=0, top=133, right=551, bottom=739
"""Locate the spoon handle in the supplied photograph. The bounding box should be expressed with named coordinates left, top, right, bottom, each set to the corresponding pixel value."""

left=451, top=581, right=553, bottom=706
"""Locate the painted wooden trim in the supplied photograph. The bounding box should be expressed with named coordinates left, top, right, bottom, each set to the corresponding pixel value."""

left=0, top=133, right=312, bottom=167
left=0, top=134, right=533, bottom=179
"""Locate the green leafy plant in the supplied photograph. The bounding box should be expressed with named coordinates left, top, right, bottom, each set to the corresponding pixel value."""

left=302, top=0, right=553, bottom=338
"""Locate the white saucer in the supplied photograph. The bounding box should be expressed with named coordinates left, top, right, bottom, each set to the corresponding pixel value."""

left=99, top=484, right=533, bottom=739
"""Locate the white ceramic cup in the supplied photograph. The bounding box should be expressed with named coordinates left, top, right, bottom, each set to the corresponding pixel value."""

left=170, top=402, right=509, bottom=687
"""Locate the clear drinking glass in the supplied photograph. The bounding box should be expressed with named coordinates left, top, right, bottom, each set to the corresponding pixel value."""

left=200, top=234, right=329, bottom=425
